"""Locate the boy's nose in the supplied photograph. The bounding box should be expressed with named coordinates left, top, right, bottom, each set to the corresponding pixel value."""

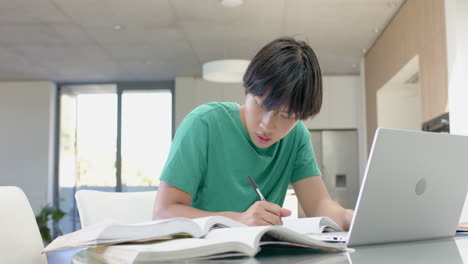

left=260, top=111, right=276, bottom=131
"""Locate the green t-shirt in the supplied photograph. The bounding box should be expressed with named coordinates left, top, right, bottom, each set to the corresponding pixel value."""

left=160, top=102, right=321, bottom=213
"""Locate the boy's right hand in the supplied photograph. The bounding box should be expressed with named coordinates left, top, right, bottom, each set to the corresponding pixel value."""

left=236, top=201, right=291, bottom=226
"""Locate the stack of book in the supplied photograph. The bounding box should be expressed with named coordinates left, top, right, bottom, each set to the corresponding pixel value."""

left=43, top=216, right=349, bottom=263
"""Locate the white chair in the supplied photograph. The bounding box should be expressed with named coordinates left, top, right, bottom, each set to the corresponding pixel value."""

left=0, top=186, right=47, bottom=264
left=75, top=190, right=157, bottom=228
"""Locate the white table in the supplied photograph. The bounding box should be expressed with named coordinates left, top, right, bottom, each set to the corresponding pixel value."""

left=47, top=235, right=468, bottom=264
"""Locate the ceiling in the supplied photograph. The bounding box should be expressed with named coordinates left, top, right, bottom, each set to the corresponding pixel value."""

left=0, top=0, right=404, bottom=82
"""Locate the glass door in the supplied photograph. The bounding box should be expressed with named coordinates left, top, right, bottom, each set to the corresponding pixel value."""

left=57, top=84, right=173, bottom=234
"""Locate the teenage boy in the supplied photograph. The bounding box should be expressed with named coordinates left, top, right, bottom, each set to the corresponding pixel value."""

left=153, top=37, right=353, bottom=230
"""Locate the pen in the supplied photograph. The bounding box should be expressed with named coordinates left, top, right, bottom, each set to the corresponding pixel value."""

left=247, top=175, right=266, bottom=201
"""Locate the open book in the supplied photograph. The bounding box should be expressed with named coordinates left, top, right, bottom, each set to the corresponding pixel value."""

left=283, top=216, right=343, bottom=234
left=85, top=225, right=348, bottom=263
left=43, top=216, right=245, bottom=252
left=44, top=216, right=348, bottom=261
left=75, top=247, right=351, bottom=264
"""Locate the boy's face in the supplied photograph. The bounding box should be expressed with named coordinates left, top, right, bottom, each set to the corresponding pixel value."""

left=240, top=93, right=298, bottom=148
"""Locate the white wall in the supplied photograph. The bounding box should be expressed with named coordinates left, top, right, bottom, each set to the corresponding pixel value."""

left=445, top=0, right=468, bottom=221
left=176, top=76, right=362, bottom=130
left=175, top=77, right=245, bottom=128
left=305, top=76, right=366, bottom=182
left=376, top=55, right=422, bottom=131
left=304, top=76, right=361, bottom=130
left=377, top=87, right=422, bottom=131
left=446, top=0, right=468, bottom=135
left=0, top=81, right=55, bottom=213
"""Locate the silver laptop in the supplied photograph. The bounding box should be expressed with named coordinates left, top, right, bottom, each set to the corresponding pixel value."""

left=318, top=128, right=468, bottom=247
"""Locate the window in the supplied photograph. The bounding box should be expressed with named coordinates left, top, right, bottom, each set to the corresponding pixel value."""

left=121, top=90, right=172, bottom=189
left=56, top=83, right=173, bottom=233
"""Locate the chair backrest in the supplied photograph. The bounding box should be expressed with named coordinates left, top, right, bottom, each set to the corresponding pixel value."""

left=0, top=186, right=47, bottom=264
left=75, top=190, right=157, bottom=228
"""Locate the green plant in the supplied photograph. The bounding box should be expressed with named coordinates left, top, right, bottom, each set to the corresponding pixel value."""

left=35, top=204, right=66, bottom=244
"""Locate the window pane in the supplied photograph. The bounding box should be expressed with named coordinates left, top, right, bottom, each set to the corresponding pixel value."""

left=59, top=94, right=77, bottom=189
left=76, top=94, right=117, bottom=186
left=58, top=85, right=117, bottom=233
left=121, top=90, right=172, bottom=189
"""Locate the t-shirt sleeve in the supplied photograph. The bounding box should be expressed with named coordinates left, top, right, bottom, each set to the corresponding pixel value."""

left=159, top=112, right=208, bottom=196
left=290, top=122, right=322, bottom=184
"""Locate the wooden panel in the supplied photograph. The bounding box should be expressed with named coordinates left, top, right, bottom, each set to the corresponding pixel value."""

left=364, top=0, right=448, bottom=149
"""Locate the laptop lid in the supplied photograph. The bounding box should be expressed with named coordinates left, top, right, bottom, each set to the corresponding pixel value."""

left=347, top=128, right=468, bottom=246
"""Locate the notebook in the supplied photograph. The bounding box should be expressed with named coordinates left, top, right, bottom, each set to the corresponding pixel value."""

left=313, top=128, right=468, bottom=246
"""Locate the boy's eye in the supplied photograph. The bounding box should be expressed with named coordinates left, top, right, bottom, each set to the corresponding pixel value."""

left=254, top=99, right=265, bottom=108
left=281, top=113, right=295, bottom=120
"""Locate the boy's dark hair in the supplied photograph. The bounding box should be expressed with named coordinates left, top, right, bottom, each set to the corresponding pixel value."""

left=243, top=37, right=322, bottom=120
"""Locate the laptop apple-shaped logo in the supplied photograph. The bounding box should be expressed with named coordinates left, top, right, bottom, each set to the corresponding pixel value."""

left=415, top=178, right=427, bottom=196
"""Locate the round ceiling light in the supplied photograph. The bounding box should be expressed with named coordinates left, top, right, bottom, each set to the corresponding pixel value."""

left=202, top=59, right=250, bottom=83
left=220, top=0, right=243, bottom=8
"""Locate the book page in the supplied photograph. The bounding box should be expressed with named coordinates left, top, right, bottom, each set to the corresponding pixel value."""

left=256, top=228, right=346, bottom=252
left=93, top=238, right=257, bottom=262
left=283, top=217, right=343, bottom=234
left=101, top=217, right=202, bottom=240
left=43, top=221, right=116, bottom=252
left=205, top=226, right=347, bottom=252
left=204, top=226, right=269, bottom=249
left=192, top=216, right=246, bottom=234
left=43, top=218, right=203, bottom=252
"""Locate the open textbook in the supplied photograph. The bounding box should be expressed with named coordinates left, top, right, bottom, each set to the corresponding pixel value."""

left=283, top=216, right=343, bottom=234
left=43, top=216, right=245, bottom=252
left=84, top=226, right=348, bottom=263
left=73, top=247, right=350, bottom=264
left=43, top=215, right=347, bottom=261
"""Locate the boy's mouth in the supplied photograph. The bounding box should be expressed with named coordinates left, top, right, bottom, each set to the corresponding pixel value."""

left=256, top=133, right=271, bottom=144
